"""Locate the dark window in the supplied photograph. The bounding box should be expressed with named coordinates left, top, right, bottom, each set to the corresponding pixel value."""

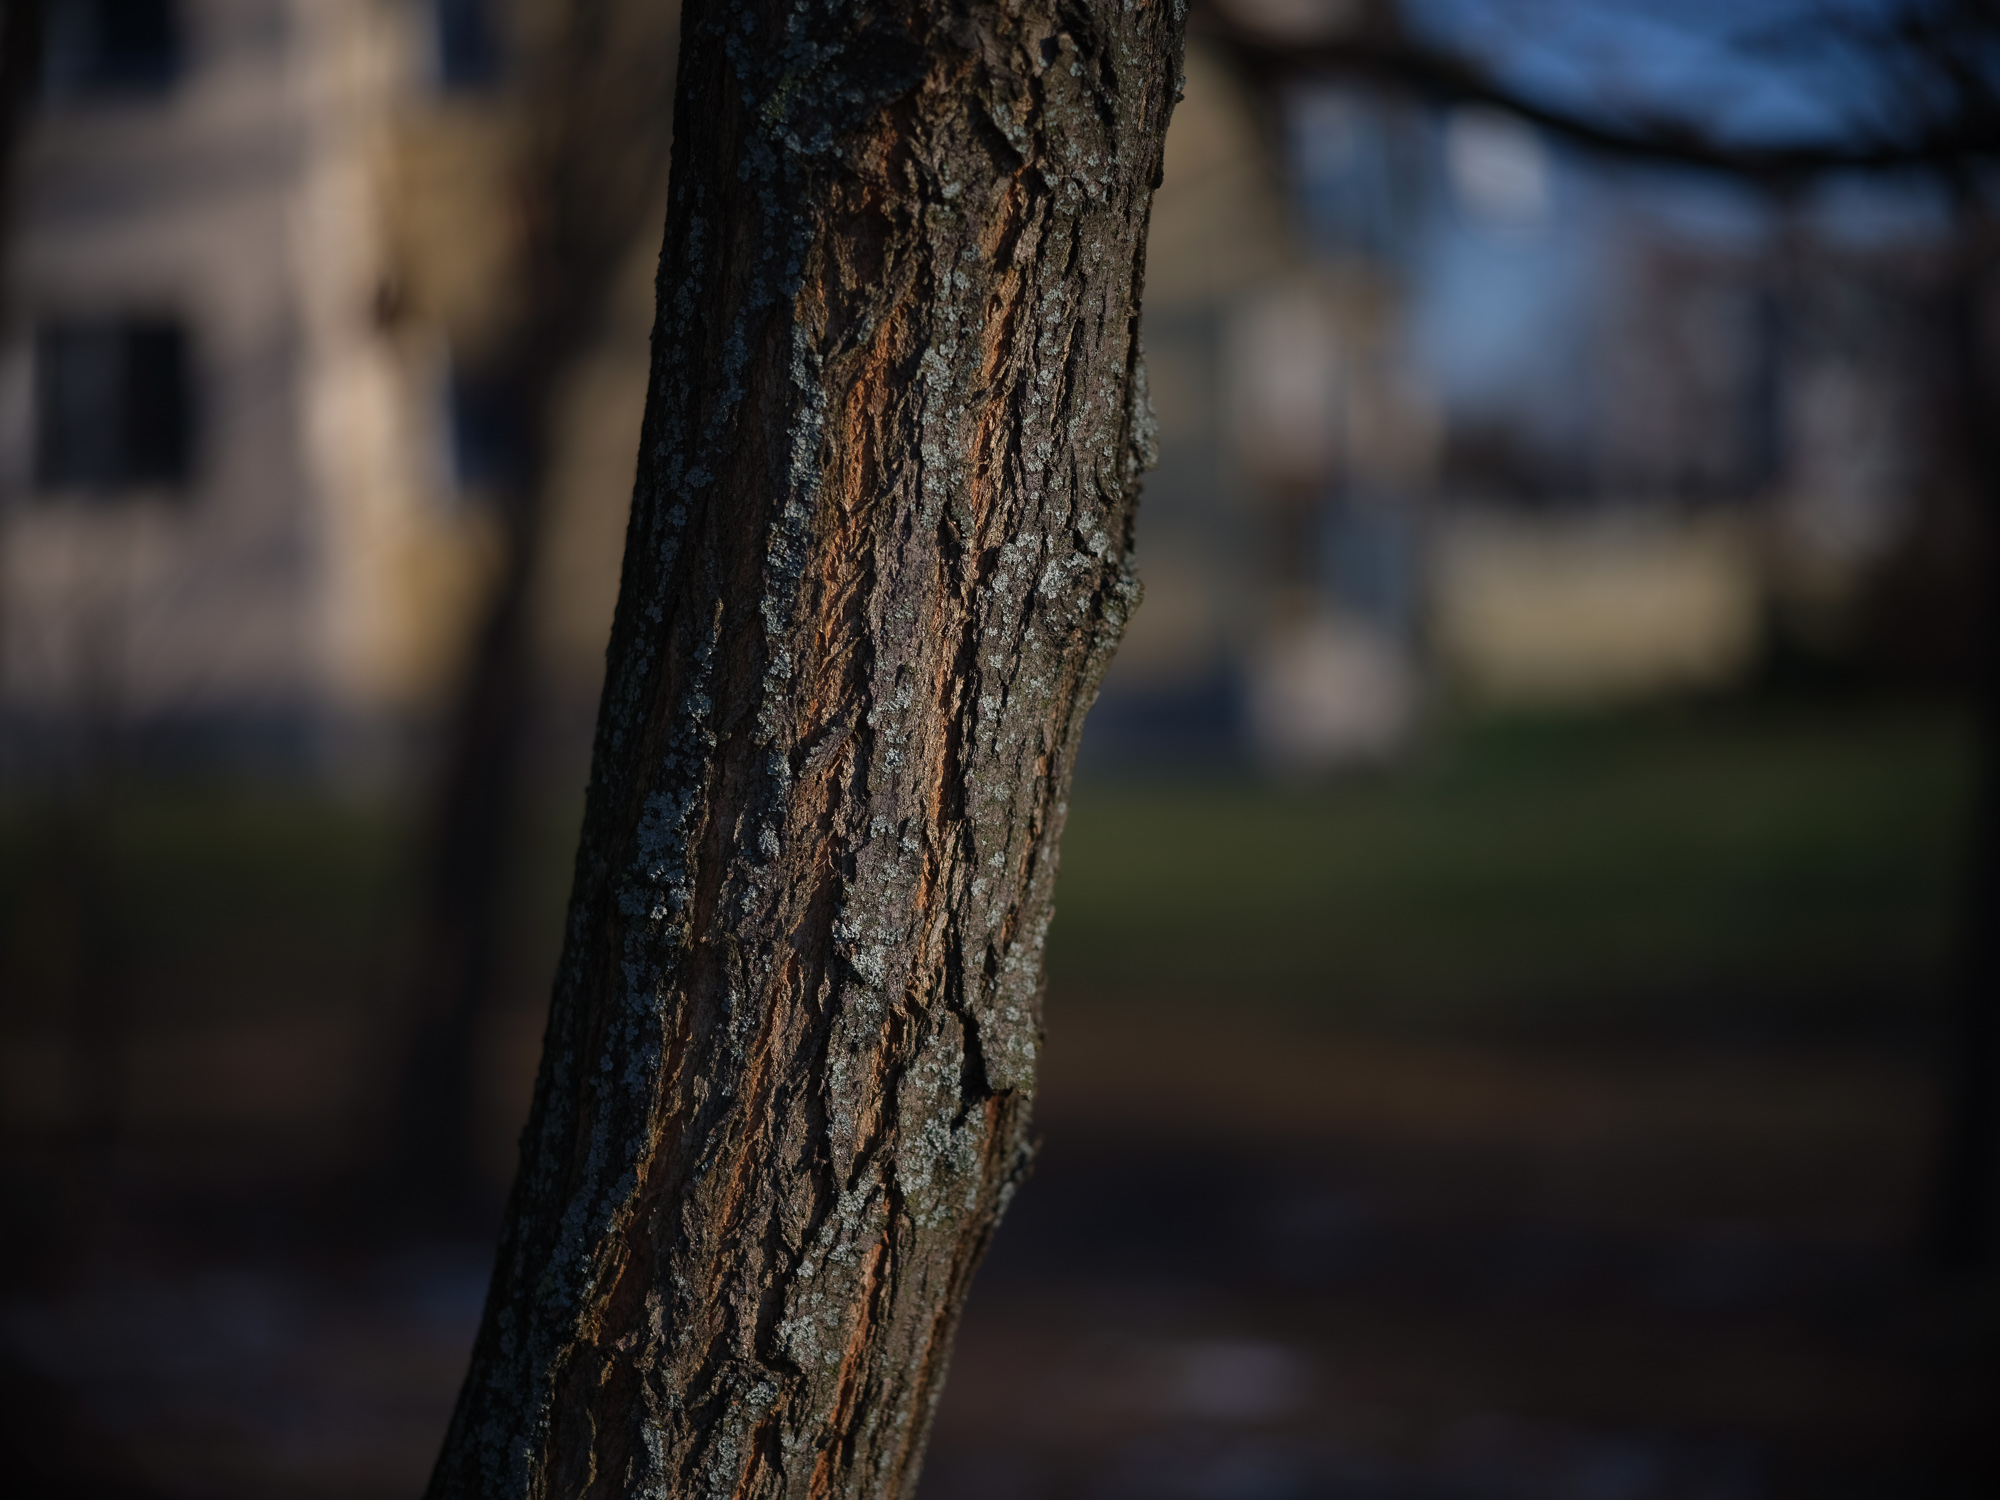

left=435, top=0, right=499, bottom=91
left=447, top=362, right=522, bottom=492
left=42, top=0, right=182, bottom=97
left=35, top=318, right=195, bottom=493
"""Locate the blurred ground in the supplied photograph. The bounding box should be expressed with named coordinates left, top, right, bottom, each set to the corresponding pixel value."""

left=0, top=694, right=1993, bottom=1498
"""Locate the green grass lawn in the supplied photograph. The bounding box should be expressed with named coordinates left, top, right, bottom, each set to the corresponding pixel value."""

left=0, top=695, right=1975, bottom=1048
left=0, top=785, right=411, bottom=1030
left=1046, top=698, right=1976, bottom=1038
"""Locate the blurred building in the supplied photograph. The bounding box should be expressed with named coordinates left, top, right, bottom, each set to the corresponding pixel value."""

left=1431, top=507, right=1762, bottom=705
left=1097, top=30, right=1437, bottom=772
left=0, top=0, right=650, bottom=775
left=1115, top=10, right=1958, bottom=746
left=0, top=4, right=1958, bottom=780
left=1429, top=228, right=1954, bottom=708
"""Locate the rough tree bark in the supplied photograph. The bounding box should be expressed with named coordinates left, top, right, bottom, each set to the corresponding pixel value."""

left=428, top=3, right=1185, bottom=1496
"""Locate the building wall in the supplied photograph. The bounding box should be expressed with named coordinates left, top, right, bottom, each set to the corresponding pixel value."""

left=0, top=0, right=519, bottom=768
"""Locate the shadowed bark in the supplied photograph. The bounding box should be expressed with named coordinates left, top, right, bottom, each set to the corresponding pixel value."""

left=427, top=2, right=1185, bottom=1495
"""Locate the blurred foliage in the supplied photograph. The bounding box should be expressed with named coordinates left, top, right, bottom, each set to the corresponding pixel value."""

left=1047, top=697, right=1974, bottom=1040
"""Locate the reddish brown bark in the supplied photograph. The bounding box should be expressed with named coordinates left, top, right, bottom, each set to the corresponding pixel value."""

left=428, top=3, right=1184, bottom=1495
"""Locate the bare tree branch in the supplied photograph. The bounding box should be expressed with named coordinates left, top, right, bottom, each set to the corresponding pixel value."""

left=1193, top=0, right=2000, bottom=184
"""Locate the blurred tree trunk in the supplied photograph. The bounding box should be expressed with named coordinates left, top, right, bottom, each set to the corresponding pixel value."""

left=391, top=0, right=681, bottom=1224
left=0, top=2, right=39, bottom=182
left=426, top=2, right=1182, bottom=1494
left=0, top=0, right=35, bottom=741
left=1934, top=204, right=2000, bottom=1271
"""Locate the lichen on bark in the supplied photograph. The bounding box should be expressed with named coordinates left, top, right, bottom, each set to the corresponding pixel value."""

left=426, top=3, right=1184, bottom=1496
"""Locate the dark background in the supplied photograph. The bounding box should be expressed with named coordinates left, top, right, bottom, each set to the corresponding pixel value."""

left=2, top=2, right=1995, bottom=1496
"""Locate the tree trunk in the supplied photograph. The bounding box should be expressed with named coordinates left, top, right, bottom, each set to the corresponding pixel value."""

left=427, top=2, right=1184, bottom=1495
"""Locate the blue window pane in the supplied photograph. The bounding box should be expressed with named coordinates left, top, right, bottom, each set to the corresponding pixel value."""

left=436, top=0, right=499, bottom=91
left=448, top=364, right=523, bottom=491
left=36, top=317, right=196, bottom=493
left=44, top=0, right=182, bottom=97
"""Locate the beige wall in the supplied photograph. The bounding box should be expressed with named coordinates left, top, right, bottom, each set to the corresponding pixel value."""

left=0, top=0, right=535, bottom=755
